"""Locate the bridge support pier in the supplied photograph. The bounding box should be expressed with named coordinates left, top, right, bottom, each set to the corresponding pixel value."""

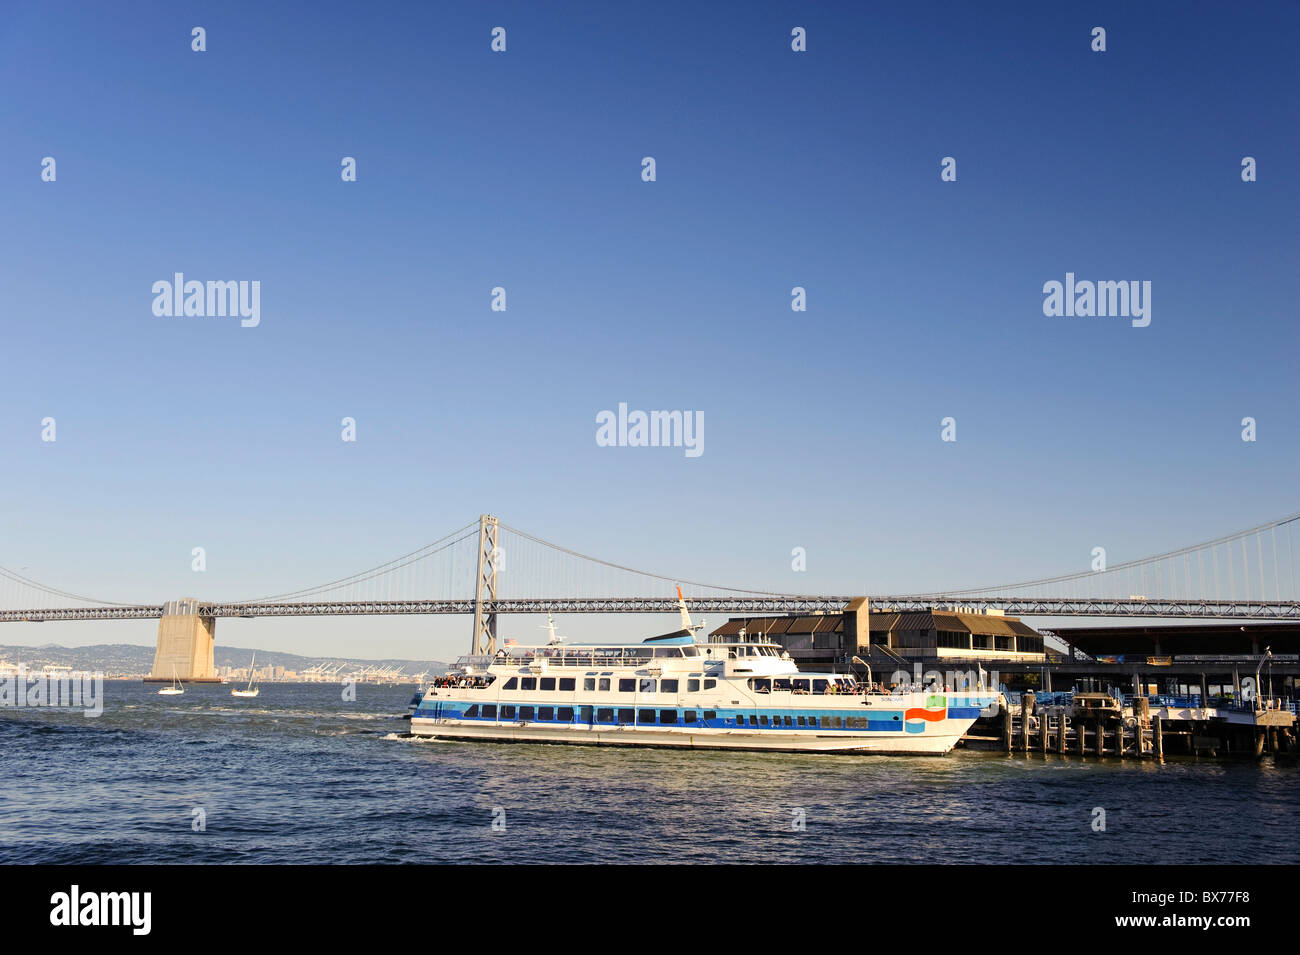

left=146, top=598, right=218, bottom=682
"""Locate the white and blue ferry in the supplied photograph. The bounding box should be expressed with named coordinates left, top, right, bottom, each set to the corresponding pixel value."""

left=410, top=598, right=1000, bottom=755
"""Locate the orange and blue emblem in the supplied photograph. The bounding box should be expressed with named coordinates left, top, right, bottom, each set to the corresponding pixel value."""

left=903, top=694, right=948, bottom=733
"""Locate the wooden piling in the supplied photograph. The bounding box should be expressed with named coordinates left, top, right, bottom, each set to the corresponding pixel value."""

left=1002, top=703, right=1013, bottom=753
left=1097, top=720, right=1106, bottom=757
left=1057, top=715, right=1067, bottom=754
left=1154, top=715, right=1163, bottom=762
left=1133, top=697, right=1149, bottom=757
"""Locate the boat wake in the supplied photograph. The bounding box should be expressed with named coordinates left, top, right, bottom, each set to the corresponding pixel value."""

left=380, top=731, right=452, bottom=744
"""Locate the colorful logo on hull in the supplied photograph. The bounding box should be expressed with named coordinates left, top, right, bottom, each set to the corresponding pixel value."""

left=903, top=695, right=948, bottom=734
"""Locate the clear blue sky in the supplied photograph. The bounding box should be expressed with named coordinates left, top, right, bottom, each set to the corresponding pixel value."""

left=2, top=1, right=1297, bottom=660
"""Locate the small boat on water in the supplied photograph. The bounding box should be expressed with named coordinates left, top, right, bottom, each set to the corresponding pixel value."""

left=158, top=667, right=184, bottom=696
left=232, top=652, right=260, bottom=698
left=409, top=592, right=1001, bottom=755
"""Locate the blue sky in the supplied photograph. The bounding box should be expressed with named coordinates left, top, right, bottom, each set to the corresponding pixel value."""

left=2, top=1, right=1297, bottom=659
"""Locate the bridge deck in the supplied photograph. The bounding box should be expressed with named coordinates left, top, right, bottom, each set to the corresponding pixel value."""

left=2, top=596, right=1299, bottom=623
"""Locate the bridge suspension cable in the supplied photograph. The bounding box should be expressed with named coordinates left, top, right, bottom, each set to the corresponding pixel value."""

left=0, top=565, right=139, bottom=609
left=902, top=511, right=1300, bottom=604
left=495, top=522, right=796, bottom=599
left=230, top=521, right=481, bottom=604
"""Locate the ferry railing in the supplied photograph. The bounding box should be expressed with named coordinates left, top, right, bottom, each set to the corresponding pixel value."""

left=1145, top=694, right=1211, bottom=709
left=495, top=649, right=658, bottom=668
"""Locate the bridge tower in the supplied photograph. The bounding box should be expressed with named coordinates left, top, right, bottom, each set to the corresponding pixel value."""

left=471, top=514, right=500, bottom=655
left=146, top=598, right=219, bottom=682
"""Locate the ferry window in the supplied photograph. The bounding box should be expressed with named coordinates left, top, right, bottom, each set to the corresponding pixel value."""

left=600, top=678, right=611, bottom=691
left=703, top=710, right=716, bottom=721
left=774, top=679, right=792, bottom=692
left=521, top=677, right=536, bottom=691
left=638, top=708, right=656, bottom=723
left=759, top=715, right=770, bottom=726
left=584, top=677, right=596, bottom=691
left=829, top=716, right=842, bottom=728
left=538, top=706, right=554, bottom=721
left=752, top=679, right=771, bottom=693
left=482, top=705, right=497, bottom=719
left=540, top=678, right=556, bottom=691
left=704, top=679, right=716, bottom=690
left=639, top=679, right=656, bottom=694
left=808, top=716, right=818, bottom=727
left=464, top=705, right=479, bottom=717
left=618, top=708, right=634, bottom=724
left=580, top=706, right=593, bottom=722
left=813, top=679, right=829, bottom=693
left=500, top=705, right=516, bottom=720
left=783, top=716, right=793, bottom=726
left=661, top=679, right=679, bottom=693
left=797, top=716, right=806, bottom=726
left=559, top=678, right=575, bottom=691
left=659, top=710, right=678, bottom=724
left=683, top=647, right=699, bottom=656
left=736, top=715, right=746, bottom=726
left=596, top=708, right=614, bottom=723
left=519, top=706, right=535, bottom=721
left=618, top=679, right=635, bottom=693
left=503, top=678, right=518, bottom=690
left=688, top=679, right=700, bottom=692
left=558, top=707, right=574, bottom=721
left=847, top=717, right=866, bottom=728
left=793, top=679, right=810, bottom=693
left=684, top=710, right=696, bottom=723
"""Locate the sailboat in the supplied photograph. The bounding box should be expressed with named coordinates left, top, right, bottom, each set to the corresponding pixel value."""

left=158, top=666, right=184, bottom=696
left=232, top=653, right=260, bottom=698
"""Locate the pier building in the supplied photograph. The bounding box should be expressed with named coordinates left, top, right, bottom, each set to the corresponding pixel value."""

left=709, top=598, right=1048, bottom=672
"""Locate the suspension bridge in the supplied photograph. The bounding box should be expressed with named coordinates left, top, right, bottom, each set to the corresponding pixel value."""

left=2, top=513, right=1300, bottom=672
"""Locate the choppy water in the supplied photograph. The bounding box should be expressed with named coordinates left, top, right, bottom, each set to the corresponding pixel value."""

left=1, top=682, right=1295, bottom=864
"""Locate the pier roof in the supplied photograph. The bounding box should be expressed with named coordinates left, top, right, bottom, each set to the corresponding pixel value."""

left=1052, top=621, right=1300, bottom=656
left=712, top=608, right=1037, bottom=638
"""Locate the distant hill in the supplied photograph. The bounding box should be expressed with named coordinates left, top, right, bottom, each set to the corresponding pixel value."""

left=0, top=643, right=447, bottom=677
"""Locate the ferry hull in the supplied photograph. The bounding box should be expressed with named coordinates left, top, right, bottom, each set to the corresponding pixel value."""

left=408, top=718, right=974, bottom=755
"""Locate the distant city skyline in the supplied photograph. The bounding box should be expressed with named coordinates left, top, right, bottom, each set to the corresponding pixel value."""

left=2, top=1, right=1296, bottom=660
